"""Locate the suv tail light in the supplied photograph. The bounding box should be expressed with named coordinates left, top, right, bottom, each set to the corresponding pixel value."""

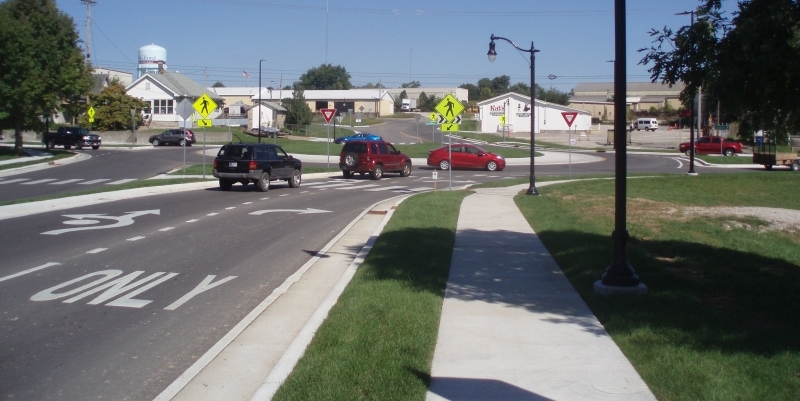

left=213, top=159, right=218, bottom=169
left=249, top=161, right=257, bottom=170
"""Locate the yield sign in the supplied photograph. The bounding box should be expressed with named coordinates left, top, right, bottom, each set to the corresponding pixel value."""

left=561, top=112, right=578, bottom=127
left=320, top=108, right=336, bottom=124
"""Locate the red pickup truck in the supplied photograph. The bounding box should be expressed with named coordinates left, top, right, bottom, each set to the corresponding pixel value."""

left=679, top=136, right=742, bottom=157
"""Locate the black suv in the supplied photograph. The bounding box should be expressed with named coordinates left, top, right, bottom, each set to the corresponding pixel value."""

left=43, top=126, right=101, bottom=150
left=339, top=139, right=412, bottom=179
left=212, top=143, right=302, bottom=192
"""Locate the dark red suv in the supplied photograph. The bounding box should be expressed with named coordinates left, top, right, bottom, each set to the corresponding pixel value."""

left=339, top=140, right=412, bottom=179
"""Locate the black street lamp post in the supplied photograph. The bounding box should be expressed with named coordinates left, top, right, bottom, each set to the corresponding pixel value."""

left=258, top=59, right=265, bottom=144
left=676, top=10, right=697, bottom=175
left=488, top=34, right=539, bottom=195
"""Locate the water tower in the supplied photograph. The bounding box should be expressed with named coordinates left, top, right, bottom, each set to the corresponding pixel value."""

left=137, top=44, right=167, bottom=77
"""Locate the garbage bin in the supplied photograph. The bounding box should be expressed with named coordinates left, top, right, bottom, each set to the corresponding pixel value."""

left=755, top=136, right=763, bottom=146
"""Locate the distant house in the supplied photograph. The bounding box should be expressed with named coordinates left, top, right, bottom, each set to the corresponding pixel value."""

left=568, top=82, right=685, bottom=121
left=126, top=71, right=224, bottom=129
left=477, top=92, right=591, bottom=133
left=247, top=102, right=287, bottom=130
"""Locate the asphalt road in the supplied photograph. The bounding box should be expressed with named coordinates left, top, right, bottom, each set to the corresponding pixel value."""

left=0, top=146, right=211, bottom=202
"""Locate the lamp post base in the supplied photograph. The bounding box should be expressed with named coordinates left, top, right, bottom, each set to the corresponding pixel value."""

left=526, top=185, right=539, bottom=196
left=686, top=171, right=698, bottom=176
left=593, top=280, right=648, bottom=295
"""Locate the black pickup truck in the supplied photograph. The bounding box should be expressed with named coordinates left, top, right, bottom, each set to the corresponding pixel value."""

left=212, top=143, right=302, bottom=192
left=43, top=126, right=102, bottom=150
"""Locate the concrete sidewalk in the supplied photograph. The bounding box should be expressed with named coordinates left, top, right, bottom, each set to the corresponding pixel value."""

left=426, top=184, right=656, bottom=401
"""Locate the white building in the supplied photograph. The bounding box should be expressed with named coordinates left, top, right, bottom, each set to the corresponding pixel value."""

left=477, top=92, right=591, bottom=133
left=126, top=71, right=223, bottom=128
left=385, top=87, right=468, bottom=103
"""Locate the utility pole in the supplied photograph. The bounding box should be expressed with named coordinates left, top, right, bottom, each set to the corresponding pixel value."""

left=81, top=0, right=96, bottom=67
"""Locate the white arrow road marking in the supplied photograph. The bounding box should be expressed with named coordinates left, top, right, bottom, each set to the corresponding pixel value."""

left=671, top=157, right=685, bottom=169
left=249, top=208, right=332, bottom=215
left=41, top=209, right=160, bottom=235
left=0, top=262, right=61, bottom=283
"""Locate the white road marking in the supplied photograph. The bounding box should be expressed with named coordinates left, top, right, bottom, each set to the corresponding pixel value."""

left=207, top=213, right=218, bottom=216
left=186, top=219, right=199, bottom=223
left=164, top=275, right=238, bottom=310
left=78, top=179, right=111, bottom=185
left=86, top=248, right=107, bottom=254
left=301, top=191, right=310, bottom=193
left=50, top=179, right=83, bottom=185
left=279, top=194, right=289, bottom=197
left=365, top=186, right=407, bottom=191
left=250, top=208, right=331, bottom=215
left=260, top=197, right=269, bottom=200
left=225, top=207, right=236, bottom=210
left=22, top=179, right=58, bottom=185
left=106, top=179, right=137, bottom=185
left=335, top=184, right=379, bottom=190
left=310, top=183, right=354, bottom=189
left=242, top=202, right=253, bottom=205
left=42, top=210, right=160, bottom=235
left=0, top=262, right=61, bottom=283
left=127, top=236, right=145, bottom=241
left=0, top=178, right=30, bottom=185
left=159, top=227, right=174, bottom=232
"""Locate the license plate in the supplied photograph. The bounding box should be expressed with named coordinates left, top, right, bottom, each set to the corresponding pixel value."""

left=229, top=162, right=237, bottom=167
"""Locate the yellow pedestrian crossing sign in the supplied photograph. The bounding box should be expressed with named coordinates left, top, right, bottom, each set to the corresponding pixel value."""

left=193, top=94, right=217, bottom=118
left=441, top=123, right=459, bottom=132
left=434, top=94, right=464, bottom=123
left=87, top=106, right=96, bottom=123
left=429, top=112, right=437, bottom=122
left=499, top=115, right=506, bottom=125
left=197, top=118, right=212, bottom=127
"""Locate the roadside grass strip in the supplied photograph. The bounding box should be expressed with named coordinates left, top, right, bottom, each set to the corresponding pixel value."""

left=273, top=190, right=469, bottom=401
left=512, top=173, right=800, bottom=400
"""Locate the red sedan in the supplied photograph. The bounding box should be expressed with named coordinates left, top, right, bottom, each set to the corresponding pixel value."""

left=679, top=136, right=743, bottom=156
left=427, top=144, right=506, bottom=171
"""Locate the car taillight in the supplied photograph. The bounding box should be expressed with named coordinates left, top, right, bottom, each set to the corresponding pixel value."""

left=249, top=161, right=257, bottom=170
left=213, top=160, right=218, bottom=169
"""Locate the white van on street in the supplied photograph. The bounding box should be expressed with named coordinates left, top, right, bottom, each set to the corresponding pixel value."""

left=634, top=118, right=658, bottom=131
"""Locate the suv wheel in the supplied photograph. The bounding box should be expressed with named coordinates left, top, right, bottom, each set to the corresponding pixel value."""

left=342, top=170, right=353, bottom=178
left=684, top=148, right=692, bottom=156
left=288, top=169, right=302, bottom=188
left=723, top=148, right=734, bottom=157
left=344, top=153, right=359, bottom=167
left=370, top=164, right=383, bottom=180
left=75, top=141, right=83, bottom=150
left=400, top=162, right=411, bottom=177
left=179, top=139, right=187, bottom=147
left=257, top=172, right=270, bottom=192
left=219, top=179, right=232, bottom=191
left=47, top=139, right=55, bottom=150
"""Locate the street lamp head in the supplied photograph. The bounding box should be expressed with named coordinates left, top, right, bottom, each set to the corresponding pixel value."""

left=675, top=11, right=692, bottom=16
left=487, top=40, right=497, bottom=63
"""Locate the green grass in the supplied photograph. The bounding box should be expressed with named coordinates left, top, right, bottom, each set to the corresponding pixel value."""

left=694, top=154, right=758, bottom=164
left=513, top=173, right=800, bottom=400
left=0, top=178, right=208, bottom=207
left=273, top=191, right=470, bottom=401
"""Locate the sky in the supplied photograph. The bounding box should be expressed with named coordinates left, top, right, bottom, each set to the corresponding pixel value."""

left=56, top=0, right=736, bottom=93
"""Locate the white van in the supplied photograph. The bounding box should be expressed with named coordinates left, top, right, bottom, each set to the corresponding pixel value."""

left=635, top=118, right=658, bottom=131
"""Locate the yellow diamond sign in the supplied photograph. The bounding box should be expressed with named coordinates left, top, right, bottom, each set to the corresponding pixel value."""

left=193, top=94, right=217, bottom=118
left=429, top=112, right=437, bottom=122
left=434, top=94, right=464, bottom=123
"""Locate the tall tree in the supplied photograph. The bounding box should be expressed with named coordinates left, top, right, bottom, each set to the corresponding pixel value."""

left=0, top=0, right=93, bottom=154
left=89, top=82, right=148, bottom=131
left=459, top=83, right=480, bottom=102
left=401, top=80, right=421, bottom=88
left=491, top=75, right=511, bottom=94
left=212, top=81, right=225, bottom=88
left=298, top=64, right=352, bottom=90
left=284, top=87, right=313, bottom=125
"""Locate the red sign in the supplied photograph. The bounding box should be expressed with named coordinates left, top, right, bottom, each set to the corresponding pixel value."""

left=561, top=111, right=578, bottom=127
left=320, top=108, right=336, bottom=124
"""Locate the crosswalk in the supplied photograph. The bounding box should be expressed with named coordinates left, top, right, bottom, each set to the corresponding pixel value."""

left=0, top=177, right=138, bottom=186
left=302, top=179, right=432, bottom=194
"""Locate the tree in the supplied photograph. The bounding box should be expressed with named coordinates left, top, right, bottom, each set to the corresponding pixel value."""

left=284, top=87, right=313, bottom=125
left=491, top=75, right=511, bottom=94
left=0, top=0, right=93, bottom=154
left=212, top=81, right=225, bottom=88
left=538, top=86, right=570, bottom=105
left=401, top=80, right=421, bottom=88
left=298, top=64, right=352, bottom=90
left=508, top=82, right=531, bottom=96
left=88, top=82, right=148, bottom=131
left=459, top=83, right=480, bottom=102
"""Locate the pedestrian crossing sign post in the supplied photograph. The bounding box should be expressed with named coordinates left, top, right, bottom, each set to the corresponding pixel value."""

left=434, top=94, right=464, bottom=123
left=193, top=94, right=217, bottom=118
left=87, top=106, right=96, bottom=123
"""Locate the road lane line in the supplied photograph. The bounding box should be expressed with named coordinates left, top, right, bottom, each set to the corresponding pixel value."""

left=0, top=178, right=30, bottom=185
left=335, top=184, right=379, bottom=190
left=22, top=179, right=58, bottom=185
left=50, top=179, right=83, bottom=185
left=86, top=248, right=107, bottom=254
left=225, top=207, right=236, bottom=210
left=78, top=179, right=111, bottom=185
left=365, top=186, right=407, bottom=191
left=127, top=236, right=145, bottom=241
left=186, top=219, right=198, bottom=223
left=242, top=202, right=253, bottom=205
left=0, top=262, right=61, bottom=283
left=106, top=179, right=137, bottom=185
left=159, top=227, right=174, bottom=232
left=207, top=213, right=218, bottom=216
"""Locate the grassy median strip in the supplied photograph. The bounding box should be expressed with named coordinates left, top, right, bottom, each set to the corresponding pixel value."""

left=273, top=190, right=470, bottom=401
left=512, top=173, right=800, bottom=400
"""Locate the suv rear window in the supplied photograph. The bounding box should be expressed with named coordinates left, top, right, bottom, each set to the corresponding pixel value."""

left=218, top=145, right=251, bottom=160
left=343, top=142, right=368, bottom=153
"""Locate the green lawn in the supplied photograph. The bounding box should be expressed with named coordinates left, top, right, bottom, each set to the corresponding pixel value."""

left=273, top=191, right=469, bottom=401
left=512, top=173, right=800, bottom=400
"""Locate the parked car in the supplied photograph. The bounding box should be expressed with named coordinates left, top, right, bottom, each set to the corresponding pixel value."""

left=427, top=143, right=506, bottom=171
left=679, top=136, right=743, bottom=156
left=212, top=143, right=302, bottom=192
left=42, top=126, right=101, bottom=150
left=149, top=129, right=195, bottom=146
left=333, top=132, right=382, bottom=145
left=339, top=139, right=412, bottom=179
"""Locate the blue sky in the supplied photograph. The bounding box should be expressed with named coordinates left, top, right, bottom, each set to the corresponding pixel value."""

left=57, top=0, right=735, bottom=92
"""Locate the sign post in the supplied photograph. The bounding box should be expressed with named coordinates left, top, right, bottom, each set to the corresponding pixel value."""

left=414, top=114, right=421, bottom=142
left=320, top=108, right=336, bottom=168
left=561, top=112, right=578, bottom=177
left=193, top=94, right=218, bottom=177
left=434, top=94, right=465, bottom=190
